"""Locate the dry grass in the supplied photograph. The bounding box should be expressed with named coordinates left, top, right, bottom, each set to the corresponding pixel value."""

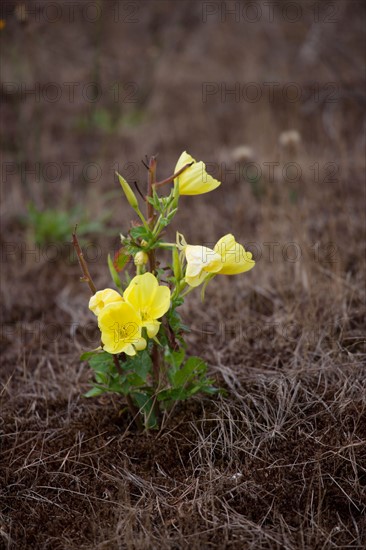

left=1, top=359, right=365, bottom=549
left=1, top=1, right=366, bottom=548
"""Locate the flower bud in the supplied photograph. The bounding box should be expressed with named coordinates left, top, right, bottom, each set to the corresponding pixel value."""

left=134, top=251, right=148, bottom=266
left=116, top=172, right=139, bottom=210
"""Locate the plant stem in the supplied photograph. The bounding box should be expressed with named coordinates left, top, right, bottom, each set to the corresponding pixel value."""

left=152, top=343, right=161, bottom=385
left=147, top=251, right=156, bottom=274
left=113, top=355, right=143, bottom=432
left=180, top=285, right=195, bottom=298
left=146, top=157, right=162, bottom=417
left=147, top=156, right=157, bottom=221
left=135, top=207, right=151, bottom=232
left=151, top=344, right=162, bottom=421
left=154, top=162, right=193, bottom=189
left=147, top=156, right=157, bottom=273
left=155, top=242, right=177, bottom=248
left=72, top=230, right=97, bottom=294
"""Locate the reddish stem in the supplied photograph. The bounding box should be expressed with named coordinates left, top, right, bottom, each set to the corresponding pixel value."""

left=147, top=156, right=157, bottom=221
left=72, top=230, right=97, bottom=294
left=146, top=156, right=157, bottom=274
left=153, top=162, right=193, bottom=189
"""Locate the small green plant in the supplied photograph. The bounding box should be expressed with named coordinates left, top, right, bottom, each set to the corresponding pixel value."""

left=27, top=203, right=107, bottom=246
left=75, top=152, right=255, bottom=430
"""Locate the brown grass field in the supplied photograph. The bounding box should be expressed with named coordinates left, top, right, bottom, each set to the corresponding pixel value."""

left=1, top=1, right=365, bottom=548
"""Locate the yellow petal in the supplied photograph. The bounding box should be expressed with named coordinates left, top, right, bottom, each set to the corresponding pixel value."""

left=214, top=234, right=255, bottom=275
left=185, top=245, right=222, bottom=276
left=123, top=344, right=137, bottom=356
left=148, top=286, right=171, bottom=319
left=98, top=301, right=142, bottom=355
left=124, top=272, right=171, bottom=325
left=123, top=272, right=158, bottom=311
left=174, top=151, right=221, bottom=195
left=214, top=234, right=236, bottom=255
left=89, top=288, right=123, bottom=316
left=175, top=151, right=195, bottom=173
left=144, top=320, right=161, bottom=338
left=185, top=270, right=209, bottom=288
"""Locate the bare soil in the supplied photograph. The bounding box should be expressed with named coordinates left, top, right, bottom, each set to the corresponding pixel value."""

left=1, top=1, right=365, bottom=549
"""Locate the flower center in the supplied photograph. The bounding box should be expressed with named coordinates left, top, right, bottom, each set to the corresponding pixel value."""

left=140, top=308, right=150, bottom=322
left=112, top=322, right=138, bottom=342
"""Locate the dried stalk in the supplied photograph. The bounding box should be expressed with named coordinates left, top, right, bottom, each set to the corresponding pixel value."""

left=72, top=230, right=97, bottom=294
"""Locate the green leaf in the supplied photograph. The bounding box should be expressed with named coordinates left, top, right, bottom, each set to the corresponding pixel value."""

left=185, top=385, right=201, bottom=397
left=172, top=297, right=184, bottom=308
left=26, top=202, right=108, bottom=247
left=157, top=387, right=188, bottom=402
left=154, top=267, right=166, bottom=279
left=124, top=242, right=142, bottom=255
left=130, top=226, right=152, bottom=241
left=144, top=239, right=162, bottom=252
left=95, top=372, right=110, bottom=385
left=156, top=323, right=169, bottom=347
left=85, top=351, right=154, bottom=397
left=108, top=377, right=129, bottom=394
left=89, top=352, right=115, bottom=374
left=166, top=307, right=182, bottom=335
left=146, top=188, right=162, bottom=212
left=165, top=348, right=185, bottom=378
left=133, top=392, right=158, bottom=429
left=80, top=349, right=102, bottom=361
left=166, top=208, right=178, bottom=222
left=84, top=386, right=105, bottom=397
left=123, top=350, right=152, bottom=382
left=114, top=248, right=130, bottom=272
left=201, top=385, right=221, bottom=395
left=126, top=373, right=146, bottom=387
left=172, top=356, right=207, bottom=388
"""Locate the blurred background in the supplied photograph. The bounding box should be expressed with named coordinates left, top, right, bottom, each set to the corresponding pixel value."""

left=1, top=0, right=365, bottom=364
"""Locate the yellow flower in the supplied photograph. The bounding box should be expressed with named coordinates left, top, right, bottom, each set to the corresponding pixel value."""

left=214, top=234, right=255, bottom=275
left=174, top=151, right=221, bottom=195
left=98, top=302, right=146, bottom=355
left=89, top=288, right=123, bottom=316
left=184, top=245, right=223, bottom=287
left=123, top=272, right=171, bottom=338
left=183, top=234, right=255, bottom=287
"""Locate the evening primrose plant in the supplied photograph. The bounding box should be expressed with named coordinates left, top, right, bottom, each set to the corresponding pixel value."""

left=74, top=151, right=255, bottom=430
